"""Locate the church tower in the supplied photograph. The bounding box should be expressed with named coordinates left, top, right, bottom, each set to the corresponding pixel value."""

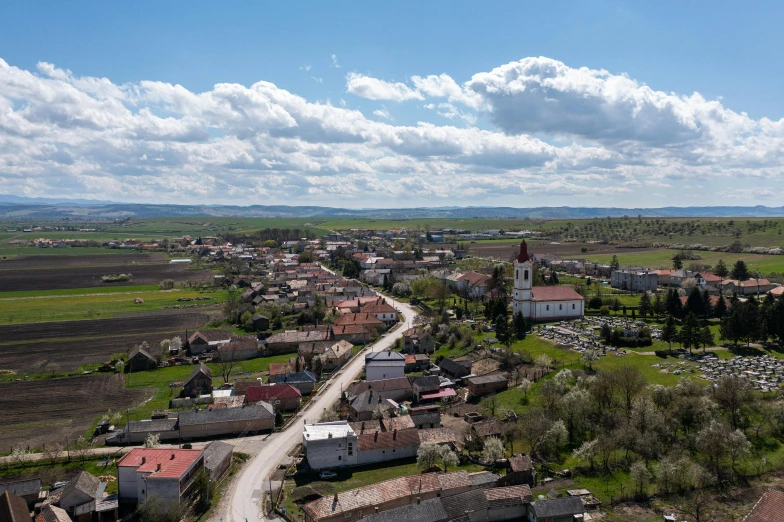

left=513, top=240, right=533, bottom=318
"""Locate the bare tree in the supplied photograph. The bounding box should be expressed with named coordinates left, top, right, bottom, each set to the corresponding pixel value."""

left=216, top=348, right=240, bottom=384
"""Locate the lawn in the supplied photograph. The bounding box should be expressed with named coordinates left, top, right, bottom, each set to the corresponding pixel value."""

left=0, top=285, right=161, bottom=298
left=585, top=250, right=784, bottom=275
left=0, top=288, right=227, bottom=324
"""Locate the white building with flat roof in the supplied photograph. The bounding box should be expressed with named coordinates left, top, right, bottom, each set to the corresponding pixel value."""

left=303, top=421, right=358, bottom=470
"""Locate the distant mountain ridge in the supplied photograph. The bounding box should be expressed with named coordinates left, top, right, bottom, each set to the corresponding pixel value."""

left=0, top=195, right=782, bottom=220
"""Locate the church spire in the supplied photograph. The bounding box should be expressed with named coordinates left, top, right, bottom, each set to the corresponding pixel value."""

left=516, top=240, right=531, bottom=263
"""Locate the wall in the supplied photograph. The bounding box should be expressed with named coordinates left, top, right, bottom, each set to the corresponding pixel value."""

left=532, top=300, right=583, bottom=321
left=356, top=444, right=418, bottom=466
left=366, top=365, right=405, bottom=382
left=118, top=467, right=138, bottom=500
left=180, top=418, right=273, bottom=439
left=305, top=434, right=358, bottom=470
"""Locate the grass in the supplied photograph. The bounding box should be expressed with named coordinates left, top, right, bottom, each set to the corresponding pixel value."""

left=585, top=250, right=784, bottom=275
left=0, top=288, right=227, bottom=324
left=0, top=454, right=121, bottom=494
left=0, top=246, right=141, bottom=257
left=0, top=284, right=161, bottom=298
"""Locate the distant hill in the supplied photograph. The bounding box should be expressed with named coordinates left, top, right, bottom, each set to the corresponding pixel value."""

left=0, top=195, right=782, bottom=220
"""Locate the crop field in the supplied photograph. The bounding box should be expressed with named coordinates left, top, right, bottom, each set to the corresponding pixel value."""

left=0, top=311, right=211, bottom=373
left=0, top=254, right=211, bottom=291
left=0, top=374, right=146, bottom=450
left=0, top=252, right=165, bottom=269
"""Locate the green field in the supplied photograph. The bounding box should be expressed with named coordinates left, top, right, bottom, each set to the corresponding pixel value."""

left=0, top=288, right=227, bottom=324
left=585, top=250, right=784, bottom=274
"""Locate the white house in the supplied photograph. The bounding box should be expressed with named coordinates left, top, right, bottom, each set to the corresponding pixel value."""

left=303, top=421, right=358, bottom=470
left=513, top=241, right=584, bottom=321
left=365, top=351, right=406, bottom=381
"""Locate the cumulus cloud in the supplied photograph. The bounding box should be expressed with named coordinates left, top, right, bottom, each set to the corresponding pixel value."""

left=331, top=54, right=340, bottom=68
left=0, top=56, right=781, bottom=206
left=346, top=72, right=424, bottom=102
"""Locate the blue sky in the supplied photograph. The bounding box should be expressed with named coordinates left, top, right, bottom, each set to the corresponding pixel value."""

left=1, top=1, right=783, bottom=207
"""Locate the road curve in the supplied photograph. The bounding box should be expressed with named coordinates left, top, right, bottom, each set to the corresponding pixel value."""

left=213, top=294, right=418, bottom=522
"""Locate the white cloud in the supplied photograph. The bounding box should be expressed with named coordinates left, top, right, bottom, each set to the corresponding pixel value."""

left=299, top=65, right=311, bottom=72
left=311, top=77, right=323, bottom=84
left=331, top=54, right=340, bottom=68
left=0, top=56, right=781, bottom=206
left=346, top=73, right=424, bottom=102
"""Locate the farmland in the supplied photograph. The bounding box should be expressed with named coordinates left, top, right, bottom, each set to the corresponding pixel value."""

left=0, top=374, right=146, bottom=450
left=0, top=254, right=212, bottom=292
left=0, top=311, right=212, bottom=373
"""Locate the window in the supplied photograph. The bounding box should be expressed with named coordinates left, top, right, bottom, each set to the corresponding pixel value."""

left=559, top=304, right=562, bottom=310
left=524, top=269, right=529, bottom=281
left=546, top=305, right=549, bottom=311
left=338, top=455, right=342, bottom=460
left=516, top=270, right=519, bottom=280
left=572, top=303, right=575, bottom=309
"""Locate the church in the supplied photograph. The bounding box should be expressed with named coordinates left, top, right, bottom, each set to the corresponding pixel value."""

left=513, top=240, right=584, bottom=321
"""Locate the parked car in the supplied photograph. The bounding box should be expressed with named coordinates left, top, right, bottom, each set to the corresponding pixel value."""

left=319, top=471, right=338, bottom=480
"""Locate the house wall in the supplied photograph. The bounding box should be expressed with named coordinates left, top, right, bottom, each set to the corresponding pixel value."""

left=189, top=340, right=209, bottom=355
left=59, top=489, right=93, bottom=511
left=468, top=380, right=508, bottom=396
left=180, top=417, right=273, bottom=439
left=207, top=453, right=232, bottom=480
left=183, top=375, right=212, bottom=397
left=366, top=365, right=405, bottom=381
left=118, top=467, right=138, bottom=500
left=356, top=444, right=418, bottom=466
left=128, top=429, right=180, bottom=445
left=531, top=300, right=583, bottom=321
left=145, top=478, right=181, bottom=503
left=305, top=435, right=358, bottom=470
left=470, top=504, right=527, bottom=522
left=265, top=341, right=300, bottom=355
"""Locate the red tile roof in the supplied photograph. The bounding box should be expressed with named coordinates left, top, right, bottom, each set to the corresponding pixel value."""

left=420, top=388, right=457, bottom=400
left=357, top=428, right=420, bottom=451
left=334, top=313, right=384, bottom=326
left=744, top=490, right=784, bottom=522
left=458, top=271, right=491, bottom=287
left=117, top=448, right=202, bottom=480
left=531, top=286, right=584, bottom=302
left=268, top=362, right=295, bottom=376
left=246, top=384, right=302, bottom=403
left=331, top=324, right=368, bottom=336
left=679, top=295, right=730, bottom=308
left=771, top=287, right=784, bottom=297
left=361, top=298, right=397, bottom=314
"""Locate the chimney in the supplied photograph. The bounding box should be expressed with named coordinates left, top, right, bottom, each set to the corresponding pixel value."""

left=156, top=463, right=162, bottom=472
left=141, top=457, right=146, bottom=464
left=171, top=453, right=175, bottom=460
left=328, top=432, right=332, bottom=439
left=393, top=429, right=397, bottom=440
left=361, top=422, right=365, bottom=433
left=416, top=497, right=421, bottom=505
left=374, top=432, right=378, bottom=442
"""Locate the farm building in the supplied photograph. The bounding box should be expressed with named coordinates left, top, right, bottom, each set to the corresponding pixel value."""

left=401, top=327, right=435, bottom=354
left=329, top=324, right=371, bottom=344
left=347, top=377, right=413, bottom=403
left=264, top=330, right=327, bottom=355
left=0, top=478, right=41, bottom=509
left=499, top=455, right=535, bottom=487
left=438, top=358, right=472, bottom=379
left=217, top=336, right=259, bottom=361
left=410, top=412, right=441, bottom=430
left=529, top=496, right=584, bottom=522
left=349, top=390, right=397, bottom=422
left=127, top=347, right=157, bottom=372
left=0, top=491, right=31, bottom=522
left=321, top=340, right=353, bottom=371
left=465, top=374, right=508, bottom=397
left=182, top=362, right=213, bottom=397
left=246, top=384, right=302, bottom=411
left=187, top=330, right=232, bottom=355
left=274, top=370, right=317, bottom=395
left=251, top=314, right=269, bottom=331
left=178, top=403, right=274, bottom=439
left=203, top=441, right=233, bottom=481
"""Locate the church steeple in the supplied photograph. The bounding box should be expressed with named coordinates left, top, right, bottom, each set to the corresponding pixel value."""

left=513, top=241, right=533, bottom=317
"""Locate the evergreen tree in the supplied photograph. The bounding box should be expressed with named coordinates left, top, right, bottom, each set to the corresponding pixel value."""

left=666, top=289, right=684, bottom=318
left=772, top=298, right=784, bottom=346
left=639, top=292, right=653, bottom=318
left=678, top=312, right=701, bottom=354
left=513, top=312, right=527, bottom=340
left=702, top=289, right=713, bottom=318
left=661, top=315, right=678, bottom=351
left=698, top=325, right=715, bottom=354
left=714, top=259, right=729, bottom=279
left=759, top=292, right=777, bottom=342
left=714, top=295, right=728, bottom=319
left=684, top=287, right=705, bottom=317
left=672, top=256, right=683, bottom=270
left=653, top=293, right=665, bottom=318
left=548, top=271, right=560, bottom=285
left=610, top=255, right=620, bottom=271
left=495, top=314, right=513, bottom=349
left=730, top=260, right=750, bottom=281
left=720, top=306, right=745, bottom=346
left=740, top=298, right=761, bottom=347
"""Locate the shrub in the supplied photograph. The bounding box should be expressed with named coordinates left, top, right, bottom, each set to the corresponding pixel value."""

left=600, top=306, right=610, bottom=316
left=160, top=279, right=175, bottom=290
left=101, top=273, right=132, bottom=283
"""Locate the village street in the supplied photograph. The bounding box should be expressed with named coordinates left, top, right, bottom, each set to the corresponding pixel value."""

left=212, top=294, right=418, bottom=522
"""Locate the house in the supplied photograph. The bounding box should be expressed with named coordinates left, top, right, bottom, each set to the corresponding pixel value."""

left=404, top=354, right=431, bottom=373
left=0, top=491, right=31, bottom=522
left=35, top=505, right=71, bottom=522
left=268, top=361, right=296, bottom=380
left=275, top=370, right=318, bottom=395
left=412, top=376, right=441, bottom=402
left=513, top=241, right=585, bottom=321
left=57, top=471, right=102, bottom=515
left=744, top=489, right=784, bottom=522
left=0, top=479, right=41, bottom=510
left=349, top=390, right=397, bottom=421
left=127, top=347, right=157, bottom=372
left=349, top=420, right=382, bottom=435
left=187, top=330, right=232, bottom=355
left=203, top=441, right=233, bottom=481
left=722, top=278, right=775, bottom=296
left=182, top=363, right=213, bottom=397
left=499, top=455, right=535, bottom=487
left=455, top=271, right=492, bottom=298
left=303, top=421, right=358, bottom=470
left=251, top=314, right=269, bottom=331
left=652, top=269, right=675, bottom=286
left=668, top=269, right=696, bottom=288
left=329, top=325, right=371, bottom=344
left=365, top=351, right=406, bottom=381
left=380, top=416, right=415, bottom=432
left=610, top=268, right=658, bottom=292
left=360, top=298, right=398, bottom=324
left=233, top=379, right=262, bottom=396
left=466, top=374, right=508, bottom=397
left=322, top=340, right=353, bottom=371
left=178, top=403, right=274, bottom=439
left=402, top=327, right=435, bottom=354
left=410, top=412, right=441, bottom=430
left=334, top=313, right=385, bottom=332
left=301, top=470, right=492, bottom=522
left=347, top=377, right=413, bottom=403
left=117, top=448, right=204, bottom=505
left=417, top=427, right=458, bottom=450
left=356, top=428, right=420, bottom=466
left=298, top=341, right=334, bottom=364
left=770, top=286, right=784, bottom=299
left=528, top=496, right=584, bottom=522
left=119, top=418, right=179, bottom=444
left=217, top=336, right=259, bottom=362
left=438, top=358, right=471, bottom=379
left=264, top=330, right=327, bottom=355
left=246, top=384, right=302, bottom=411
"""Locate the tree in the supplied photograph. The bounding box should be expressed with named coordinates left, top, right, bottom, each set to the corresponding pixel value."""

left=582, top=348, right=599, bottom=371
left=614, top=366, right=646, bottom=417
left=715, top=374, right=753, bottom=430
left=629, top=461, right=651, bottom=497
left=698, top=325, right=714, bottom=353
left=714, top=294, right=727, bottom=318
left=319, top=406, right=341, bottom=422
left=311, top=357, right=324, bottom=379
left=440, top=448, right=459, bottom=472
left=572, top=439, right=598, bottom=471
left=144, top=433, right=160, bottom=448
left=372, top=402, right=391, bottom=420
left=666, top=289, right=683, bottom=318
left=42, top=442, right=63, bottom=464
left=714, top=258, right=729, bottom=280
left=216, top=349, right=239, bottom=383
left=610, top=255, right=620, bottom=271
left=726, top=429, right=751, bottom=476
left=661, top=315, right=678, bottom=351
left=653, top=293, right=665, bottom=318
left=696, top=419, right=730, bottom=481
left=672, top=256, right=683, bottom=269
left=730, top=259, right=750, bottom=281
left=534, top=354, right=553, bottom=375
left=519, top=378, right=532, bottom=402
left=495, top=314, right=513, bottom=349
left=513, top=312, right=527, bottom=340
left=484, top=437, right=505, bottom=462
left=417, top=442, right=442, bottom=470
left=137, top=494, right=184, bottom=522
left=684, top=287, right=705, bottom=317
left=638, top=292, right=653, bottom=318
left=678, top=313, right=701, bottom=354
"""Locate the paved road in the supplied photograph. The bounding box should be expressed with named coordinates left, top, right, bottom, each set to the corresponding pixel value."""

left=213, top=294, right=418, bottom=522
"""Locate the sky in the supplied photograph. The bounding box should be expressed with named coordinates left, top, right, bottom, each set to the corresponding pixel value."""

left=1, top=1, right=783, bottom=208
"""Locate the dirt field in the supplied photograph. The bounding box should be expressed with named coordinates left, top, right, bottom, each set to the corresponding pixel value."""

left=0, top=253, right=166, bottom=269
left=0, top=374, right=146, bottom=450
left=466, top=240, right=634, bottom=261
left=0, top=311, right=212, bottom=372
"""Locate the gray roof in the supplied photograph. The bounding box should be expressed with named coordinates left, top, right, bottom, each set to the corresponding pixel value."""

left=203, top=441, right=233, bottom=471
left=350, top=391, right=392, bottom=413
left=441, top=489, right=487, bottom=518
left=410, top=412, right=440, bottom=426
left=469, top=472, right=500, bottom=487
left=366, top=360, right=405, bottom=367
left=179, top=403, right=274, bottom=426
left=62, top=471, right=100, bottom=500
left=438, top=358, right=470, bottom=376
left=184, top=362, right=212, bottom=386
left=360, top=498, right=447, bottom=522
left=366, top=351, right=406, bottom=362
left=0, top=491, right=30, bottom=522
left=275, top=370, right=317, bottom=384
left=466, top=374, right=507, bottom=385
left=129, top=347, right=155, bottom=360
left=531, top=497, right=584, bottom=518
left=0, top=478, right=41, bottom=497
left=127, top=418, right=177, bottom=433
left=412, top=376, right=440, bottom=390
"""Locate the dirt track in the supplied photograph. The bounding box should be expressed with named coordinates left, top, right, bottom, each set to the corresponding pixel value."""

left=0, top=311, right=211, bottom=372
left=0, top=374, right=146, bottom=450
